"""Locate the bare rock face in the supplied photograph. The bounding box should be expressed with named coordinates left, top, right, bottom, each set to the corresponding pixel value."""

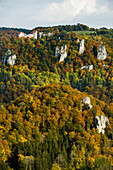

left=97, top=46, right=107, bottom=60
left=59, top=45, right=67, bottom=62
left=5, top=49, right=11, bottom=56
left=55, top=45, right=67, bottom=62
left=7, top=54, right=16, bottom=65
left=55, top=46, right=60, bottom=57
left=95, top=115, right=109, bottom=134
left=81, top=97, right=93, bottom=111
left=77, top=39, right=79, bottom=43
left=81, top=65, right=93, bottom=70
left=1, top=49, right=16, bottom=66
left=79, top=39, right=85, bottom=54
left=1, top=56, right=7, bottom=65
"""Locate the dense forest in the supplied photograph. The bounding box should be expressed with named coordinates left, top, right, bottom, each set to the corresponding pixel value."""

left=0, top=23, right=113, bottom=169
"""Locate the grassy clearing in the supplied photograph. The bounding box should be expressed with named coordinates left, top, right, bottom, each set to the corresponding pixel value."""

left=67, top=31, right=96, bottom=34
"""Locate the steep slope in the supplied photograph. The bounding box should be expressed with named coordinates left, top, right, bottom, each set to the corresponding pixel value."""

left=0, top=83, right=113, bottom=169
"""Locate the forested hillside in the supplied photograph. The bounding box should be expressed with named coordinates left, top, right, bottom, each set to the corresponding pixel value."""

left=0, top=24, right=113, bottom=169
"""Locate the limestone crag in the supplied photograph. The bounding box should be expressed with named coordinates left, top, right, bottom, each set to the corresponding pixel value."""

left=55, top=46, right=60, bottom=57
left=97, top=45, right=107, bottom=60
left=95, top=115, right=109, bottom=134
left=79, top=39, right=85, bottom=54
left=7, top=54, right=16, bottom=65
left=77, top=39, right=79, bottom=43
left=1, top=49, right=16, bottom=66
left=81, top=97, right=93, bottom=111
left=81, top=65, right=93, bottom=70
left=55, top=45, right=67, bottom=62
left=59, top=45, right=67, bottom=62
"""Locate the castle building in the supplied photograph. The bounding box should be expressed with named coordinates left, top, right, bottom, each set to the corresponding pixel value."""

left=39, top=32, right=44, bottom=38
left=47, top=32, right=53, bottom=37
left=97, top=45, right=107, bottom=60
left=18, top=30, right=37, bottom=39
left=18, top=32, right=26, bottom=38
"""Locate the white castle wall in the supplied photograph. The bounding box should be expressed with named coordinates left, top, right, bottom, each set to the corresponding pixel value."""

left=18, top=32, right=26, bottom=38
left=18, top=30, right=37, bottom=39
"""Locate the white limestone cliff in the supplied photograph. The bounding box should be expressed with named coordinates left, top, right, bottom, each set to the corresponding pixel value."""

left=55, top=45, right=67, bottom=62
left=81, top=65, right=93, bottom=70
left=95, top=115, right=109, bottom=134
left=77, top=39, right=79, bottom=43
left=59, top=45, right=67, bottom=62
left=81, top=97, right=93, bottom=110
left=1, top=49, right=16, bottom=66
left=55, top=46, right=60, bottom=57
left=97, top=45, right=107, bottom=60
left=79, top=39, right=85, bottom=54
left=7, top=54, right=16, bottom=65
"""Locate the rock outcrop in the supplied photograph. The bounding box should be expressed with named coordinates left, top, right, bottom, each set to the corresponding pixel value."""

left=81, top=97, right=93, bottom=111
left=97, top=45, right=107, bottom=60
left=79, top=39, right=85, bottom=54
left=94, top=115, right=109, bottom=134
left=7, top=54, right=16, bottom=65
left=59, top=45, right=67, bottom=62
left=55, top=45, right=67, bottom=62
left=0, top=43, right=2, bottom=52
left=77, top=39, right=79, bottom=43
left=55, top=46, right=60, bottom=57
left=1, top=49, right=16, bottom=66
left=81, top=65, right=93, bottom=70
